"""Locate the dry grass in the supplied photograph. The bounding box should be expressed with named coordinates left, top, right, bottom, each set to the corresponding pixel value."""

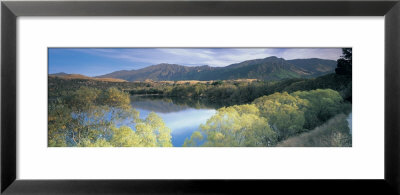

left=159, top=80, right=212, bottom=84
left=49, top=74, right=127, bottom=83
left=143, top=79, right=258, bottom=85
left=277, top=114, right=352, bottom=147
left=50, top=75, right=258, bottom=84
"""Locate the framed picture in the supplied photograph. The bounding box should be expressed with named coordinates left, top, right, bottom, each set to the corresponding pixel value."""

left=1, top=0, right=399, bottom=194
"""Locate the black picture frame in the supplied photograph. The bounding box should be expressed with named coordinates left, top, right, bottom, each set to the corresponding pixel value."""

left=1, top=0, right=399, bottom=194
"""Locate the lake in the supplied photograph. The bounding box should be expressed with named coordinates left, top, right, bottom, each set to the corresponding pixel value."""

left=130, top=96, right=217, bottom=147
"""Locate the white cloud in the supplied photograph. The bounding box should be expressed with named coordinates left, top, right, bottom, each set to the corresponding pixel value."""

left=279, top=48, right=342, bottom=60
left=70, top=48, right=342, bottom=68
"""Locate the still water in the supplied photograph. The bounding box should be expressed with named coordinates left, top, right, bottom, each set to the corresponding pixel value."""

left=130, top=96, right=217, bottom=147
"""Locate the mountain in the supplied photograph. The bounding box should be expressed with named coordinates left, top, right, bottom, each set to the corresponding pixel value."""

left=50, top=72, right=68, bottom=76
left=49, top=73, right=127, bottom=82
left=97, top=56, right=337, bottom=81
left=287, top=58, right=337, bottom=77
left=97, top=63, right=217, bottom=81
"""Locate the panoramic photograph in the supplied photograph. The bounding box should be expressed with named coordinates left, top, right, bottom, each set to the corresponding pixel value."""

left=48, top=48, right=352, bottom=147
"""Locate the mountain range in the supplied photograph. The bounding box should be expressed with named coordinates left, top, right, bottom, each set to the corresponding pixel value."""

left=49, top=73, right=127, bottom=82
left=54, top=56, right=337, bottom=82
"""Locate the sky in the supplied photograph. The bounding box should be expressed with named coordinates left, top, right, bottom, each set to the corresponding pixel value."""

left=48, top=48, right=343, bottom=77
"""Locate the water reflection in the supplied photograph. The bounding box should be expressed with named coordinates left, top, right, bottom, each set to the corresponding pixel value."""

left=130, top=95, right=217, bottom=147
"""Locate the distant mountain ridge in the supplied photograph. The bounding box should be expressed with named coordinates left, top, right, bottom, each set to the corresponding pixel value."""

left=49, top=73, right=127, bottom=82
left=95, top=56, right=337, bottom=81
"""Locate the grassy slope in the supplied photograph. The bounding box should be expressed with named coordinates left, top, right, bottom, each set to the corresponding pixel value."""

left=277, top=114, right=351, bottom=147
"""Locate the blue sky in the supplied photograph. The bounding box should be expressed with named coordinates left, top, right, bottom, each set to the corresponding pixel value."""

left=48, top=48, right=343, bottom=77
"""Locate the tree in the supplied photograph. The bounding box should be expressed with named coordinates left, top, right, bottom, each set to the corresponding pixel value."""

left=48, top=98, right=71, bottom=147
left=183, top=131, right=204, bottom=147
left=184, top=104, right=277, bottom=147
left=253, top=92, right=308, bottom=140
left=335, top=48, right=352, bottom=75
left=141, top=112, right=172, bottom=147
left=291, top=89, right=344, bottom=129
left=48, top=87, right=172, bottom=147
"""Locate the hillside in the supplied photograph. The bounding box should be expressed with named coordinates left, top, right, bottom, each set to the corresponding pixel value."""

left=287, top=58, right=337, bottom=77
left=49, top=73, right=127, bottom=82
left=97, top=56, right=337, bottom=81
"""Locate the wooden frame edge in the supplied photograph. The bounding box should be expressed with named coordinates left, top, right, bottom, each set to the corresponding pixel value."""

left=385, top=1, right=400, bottom=193
left=1, top=1, right=16, bottom=193
left=1, top=0, right=399, bottom=194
